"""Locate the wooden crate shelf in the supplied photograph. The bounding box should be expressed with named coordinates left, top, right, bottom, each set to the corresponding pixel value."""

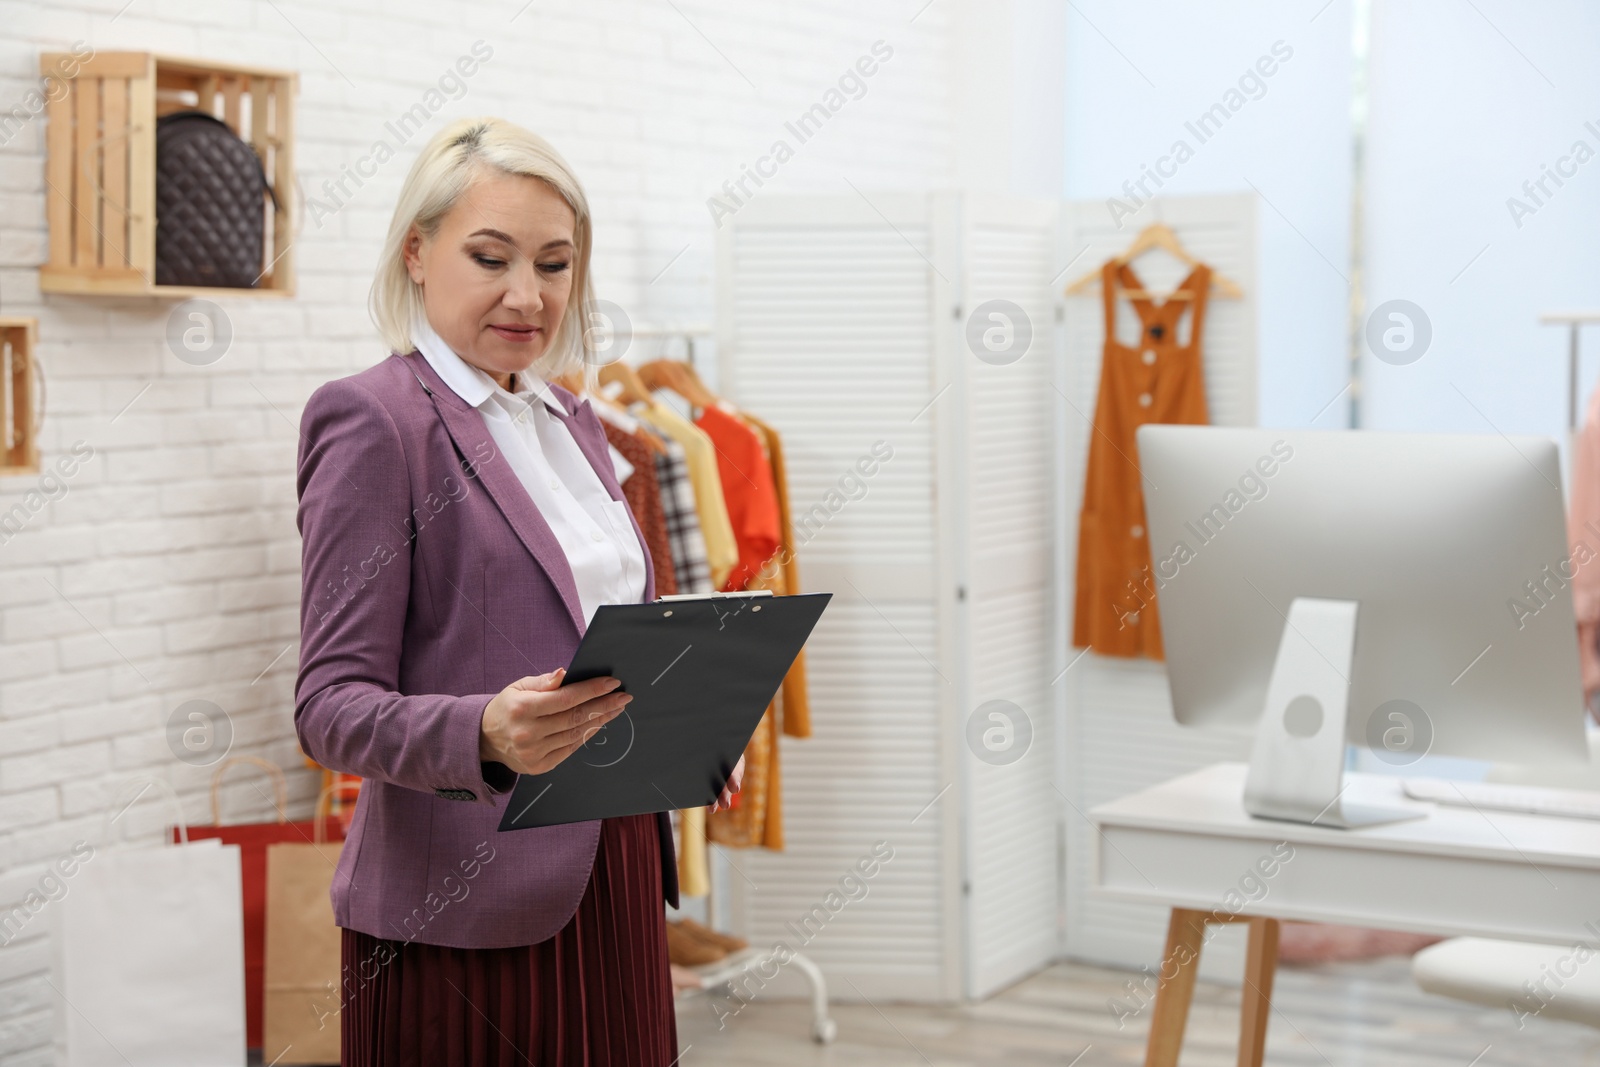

left=0, top=318, right=40, bottom=477
left=39, top=52, right=297, bottom=299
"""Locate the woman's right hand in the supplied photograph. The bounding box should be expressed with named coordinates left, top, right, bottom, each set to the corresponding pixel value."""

left=479, top=668, right=633, bottom=775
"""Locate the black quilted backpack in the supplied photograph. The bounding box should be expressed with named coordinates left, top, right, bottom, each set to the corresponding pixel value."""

left=154, top=110, right=280, bottom=288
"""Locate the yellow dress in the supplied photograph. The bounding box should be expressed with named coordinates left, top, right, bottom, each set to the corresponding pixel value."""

left=631, top=400, right=739, bottom=589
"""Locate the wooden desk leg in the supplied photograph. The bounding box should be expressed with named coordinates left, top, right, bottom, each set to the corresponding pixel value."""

left=1237, top=917, right=1280, bottom=1067
left=1142, top=909, right=1282, bottom=1067
left=1144, top=908, right=1207, bottom=1067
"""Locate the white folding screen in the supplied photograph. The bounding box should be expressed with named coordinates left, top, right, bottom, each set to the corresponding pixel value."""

left=1057, top=193, right=1260, bottom=973
left=714, top=190, right=1259, bottom=999
left=951, top=196, right=1062, bottom=998
left=717, top=192, right=960, bottom=1002
left=716, top=191, right=1061, bottom=1001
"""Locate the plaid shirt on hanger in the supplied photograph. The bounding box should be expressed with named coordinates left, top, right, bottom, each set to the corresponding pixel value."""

left=655, top=438, right=713, bottom=594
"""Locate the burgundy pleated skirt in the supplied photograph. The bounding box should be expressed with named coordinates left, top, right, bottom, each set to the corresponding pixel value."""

left=339, top=813, right=677, bottom=1066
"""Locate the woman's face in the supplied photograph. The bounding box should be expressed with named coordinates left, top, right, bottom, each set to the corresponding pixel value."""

left=403, top=169, right=578, bottom=389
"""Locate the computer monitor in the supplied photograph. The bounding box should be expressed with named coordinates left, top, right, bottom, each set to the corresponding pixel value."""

left=1135, top=425, right=1588, bottom=827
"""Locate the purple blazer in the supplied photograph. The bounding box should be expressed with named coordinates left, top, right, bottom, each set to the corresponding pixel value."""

left=294, top=348, right=677, bottom=950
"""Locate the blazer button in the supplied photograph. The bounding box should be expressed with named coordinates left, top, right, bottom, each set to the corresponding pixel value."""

left=435, top=788, right=476, bottom=801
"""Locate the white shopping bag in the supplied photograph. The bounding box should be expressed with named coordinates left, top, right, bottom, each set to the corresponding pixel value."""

left=52, top=776, right=246, bottom=1066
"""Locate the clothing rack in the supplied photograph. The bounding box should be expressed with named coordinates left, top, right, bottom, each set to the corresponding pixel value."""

left=606, top=334, right=830, bottom=1030
left=617, top=323, right=713, bottom=369
left=626, top=323, right=713, bottom=337
left=638, top=323, right=723, bottom=954
left=681, top=948, right=837, bottom=1043
left=1541, top=311, right=1600, bottom=435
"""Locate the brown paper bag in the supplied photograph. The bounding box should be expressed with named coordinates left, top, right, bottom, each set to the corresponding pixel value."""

left=261, top=782, right=358, bottom=1065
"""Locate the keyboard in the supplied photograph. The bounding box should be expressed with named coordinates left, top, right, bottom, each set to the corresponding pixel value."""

left=1402, top=778, right=1600, bottom=821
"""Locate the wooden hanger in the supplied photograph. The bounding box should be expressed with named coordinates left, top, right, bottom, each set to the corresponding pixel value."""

left=636, top=358, right=725, bottom=412
left=1063, top=222, right=1244, bottom=301
left=554, top=366, right=666, bottom=455
left=597, top=393, right=668, bottom=454
left=596, top=362, right=672, bottom=453
left=597, top=361, right=654, bottom=406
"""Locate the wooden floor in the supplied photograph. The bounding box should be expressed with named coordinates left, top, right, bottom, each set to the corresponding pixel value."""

left=674, top=957, right=1600, bottom=1066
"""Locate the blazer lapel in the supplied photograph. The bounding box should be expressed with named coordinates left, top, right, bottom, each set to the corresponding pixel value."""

left=551, top=391, right=658, bottom=604
left=403, top=351, right=588, bottom=634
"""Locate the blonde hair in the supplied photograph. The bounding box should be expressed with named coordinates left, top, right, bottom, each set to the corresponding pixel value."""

left=369, top=117, right=598, bottom=386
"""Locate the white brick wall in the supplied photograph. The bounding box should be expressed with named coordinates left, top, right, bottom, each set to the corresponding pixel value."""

left=0, top=1, right=959, bottom=1060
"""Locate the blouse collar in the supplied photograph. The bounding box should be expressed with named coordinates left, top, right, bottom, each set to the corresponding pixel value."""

left=411, top=313, right=566, bottom=417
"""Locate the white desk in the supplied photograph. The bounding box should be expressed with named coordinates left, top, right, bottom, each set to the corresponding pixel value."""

left=1090, top=762, right=1600, bottom=1066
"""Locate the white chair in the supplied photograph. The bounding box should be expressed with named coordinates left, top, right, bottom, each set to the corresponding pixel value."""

left=1413, top=937, right=1600, bottom=1027
left=1411, top=729, right=1600, bottom=1028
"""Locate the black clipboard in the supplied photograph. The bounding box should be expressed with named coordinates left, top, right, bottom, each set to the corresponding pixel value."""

left=496, top=591, right=831, bottom=831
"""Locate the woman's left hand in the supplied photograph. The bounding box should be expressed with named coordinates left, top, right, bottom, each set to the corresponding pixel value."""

left=709, top=755, right=745, bottom=813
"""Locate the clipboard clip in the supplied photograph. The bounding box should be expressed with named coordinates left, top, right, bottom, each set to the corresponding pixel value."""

left=654, top=590, right=775, bottom=602
left=655, top=589, right=775, bottom=630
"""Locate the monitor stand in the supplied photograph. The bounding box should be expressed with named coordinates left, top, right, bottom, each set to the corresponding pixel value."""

left=1241, top=596, right=1426, bottom=829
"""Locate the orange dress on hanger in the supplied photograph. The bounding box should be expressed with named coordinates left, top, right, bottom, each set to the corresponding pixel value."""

left=1073, top=258, right=1212, bottom=659
left=696, top=404, right=785, bottom=850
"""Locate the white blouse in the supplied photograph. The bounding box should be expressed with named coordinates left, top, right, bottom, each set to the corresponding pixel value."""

left=411, top=315, right=647, bottom=629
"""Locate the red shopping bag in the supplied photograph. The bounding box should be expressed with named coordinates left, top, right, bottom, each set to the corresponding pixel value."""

left=173, top=756, right=354, bottom=1049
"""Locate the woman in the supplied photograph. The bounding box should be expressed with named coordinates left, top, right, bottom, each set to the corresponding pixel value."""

left=294, top=116, right=739, bottom=1065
